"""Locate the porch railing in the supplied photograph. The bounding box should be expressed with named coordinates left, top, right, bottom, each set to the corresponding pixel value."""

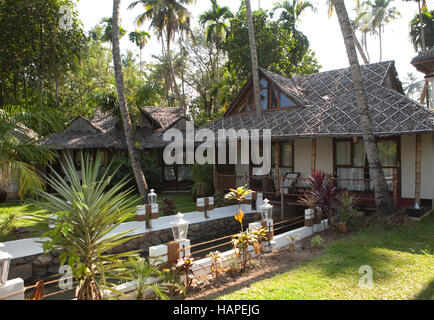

left=216, top=171, right=399, bottom=208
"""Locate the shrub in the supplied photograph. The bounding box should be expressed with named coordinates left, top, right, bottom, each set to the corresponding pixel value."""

left=311, top=235, right=324, bottom=249
left=190, top=163, right=214, bottom=199
left=336, top=190, right=363, bottom=230
left=0, top=212, right=16, bottom=241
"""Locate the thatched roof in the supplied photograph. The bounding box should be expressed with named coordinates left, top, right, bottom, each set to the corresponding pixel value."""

left=205, top=61, right=434, bottom=139
left=411, top=48, right=434, bottom=74
left=41, top=107, right=186, bottom=150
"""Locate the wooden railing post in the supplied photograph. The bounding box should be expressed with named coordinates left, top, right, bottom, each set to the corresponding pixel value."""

left=280, top=175, right=284, bottom=221
left=244, top=172, right=248, bottom=187
left=392, top=168, right=398, bottom=208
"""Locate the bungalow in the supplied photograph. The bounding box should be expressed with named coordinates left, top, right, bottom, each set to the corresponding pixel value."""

left=41, top=107, right=194, bottom=191
left=205, top=61, right=434, bottom=210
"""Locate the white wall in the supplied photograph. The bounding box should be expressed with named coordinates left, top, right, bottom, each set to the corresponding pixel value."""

left=294, top=139, right=311, bottom=178
left=400, top=134, right=434, bottom=200
left=316, top=137, right=334, bottom=174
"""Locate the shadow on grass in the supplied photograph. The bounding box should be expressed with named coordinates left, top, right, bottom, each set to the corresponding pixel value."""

left=413, top=278, right=434, bottom=300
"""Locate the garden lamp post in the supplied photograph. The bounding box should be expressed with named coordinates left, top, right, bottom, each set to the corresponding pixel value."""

left=0, top=245, right=12, bottom=286
left=259, top=199, right=274, bottom=242
left=170, top=212, right=190, bottom=258
left=148, top=189, right=157, bottom=205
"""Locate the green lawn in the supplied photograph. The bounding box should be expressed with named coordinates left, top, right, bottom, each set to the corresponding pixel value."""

left=0, top=192, right=198, bottom=241
left=218, top=214, right=434, bottom=300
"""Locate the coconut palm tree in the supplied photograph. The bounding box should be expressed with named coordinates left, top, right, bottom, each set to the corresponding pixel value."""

left=326, top=0, right=369, bottom=64
left=333, top=0, right=395, bottom=216
left=244, top=0, right=261, bottom=115
left=405, top=0, right=427, bottom=51
left=366, top=0, right=401, bottom=61
left=113, top=0, right=149, bottom=200
left=403, top=72, right=425, bottom=100
left=352, top=2, right=375, bottom=63
left=100, top=17, right=127, bottom=46
left=199, top=0, right=233, bottom=111
left=273, top=0, right=316, bottom=30
left=129, top=30, right=150, bottom=71
left=128, top=0, right=196, bottom=107
left=409, top=8, right=433, bottom=52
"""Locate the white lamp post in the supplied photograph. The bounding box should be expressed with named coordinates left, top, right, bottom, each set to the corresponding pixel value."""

left=259, top=199, right=274, bottom=243
left=148, top=189, right=157, bottom=205
left=259, top=198, right=273, bottom=221
left=170, top=212, right=189, bottom=242
left=0, top=247, right=12, bottom=286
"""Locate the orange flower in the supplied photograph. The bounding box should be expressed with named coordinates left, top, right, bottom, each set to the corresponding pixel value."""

left=234, top=209, right=244, bottom=224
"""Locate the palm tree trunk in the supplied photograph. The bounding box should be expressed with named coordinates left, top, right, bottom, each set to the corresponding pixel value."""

left=379, top=25, right=382, bottom=62
left=216, top=43, right=220, bottom=112
left=417, top=0, right=426, bottom=51
left=352, top=28, right=369, bottom=64
left=245, top=0, right=261, bottom=115
left=334, top=0, right=395, bottom=216
left=112, top=0, right=148, bottom=200
left=166, top=35, right=182, bottom=107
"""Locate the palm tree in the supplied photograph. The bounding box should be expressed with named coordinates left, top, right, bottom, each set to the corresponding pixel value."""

left=366, top=0, right=401, bottom=61
left=244, top=0, right=261, bottom=115
left=113, top=0, right=149, bottom=200
left=0, top=110, right=56, bottom=199
left=273, top=0, right=316, bottom=30
left=129, top=30, right=150, bottom=71
left=33, top=152, right=142, bottom=300
left=352, top=2, right=375, bottom=63
left=128, top=0, right=196, bottom=107
left=100, top=17, right=126, bottom=46
left=333, top=0, right=395, bottom=216
left=403, top=72, right=424, bottom=100
left=199, top=0, right=233, bottom=111
left=326, top=0, right=369, bottom=64
left=405, top=0, right=427, bottom=51
left=409, top=8, right=433, bottom=52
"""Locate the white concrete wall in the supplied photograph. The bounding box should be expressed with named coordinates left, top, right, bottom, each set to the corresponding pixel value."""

left=401, top=134, right=434, bottom=200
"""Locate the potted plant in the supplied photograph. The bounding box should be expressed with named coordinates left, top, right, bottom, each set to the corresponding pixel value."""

left=297, top=192, right=320, bottom=227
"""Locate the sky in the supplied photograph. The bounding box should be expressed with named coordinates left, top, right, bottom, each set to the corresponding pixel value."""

left=76, top=0, right=428, bottom=84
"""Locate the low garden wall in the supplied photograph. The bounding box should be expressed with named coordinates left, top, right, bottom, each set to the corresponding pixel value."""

left=6, top=202, right=298, bottom=283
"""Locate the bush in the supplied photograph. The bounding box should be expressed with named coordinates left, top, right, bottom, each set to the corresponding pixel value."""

left=311, top=235, right=324, bottom=249
left=109, top=156, right=162, bottom=193
left=190, top=163, right=213, bottom=199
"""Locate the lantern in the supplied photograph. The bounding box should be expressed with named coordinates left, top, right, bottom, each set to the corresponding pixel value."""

left=148, top=189, right=157, bottom=205
left=0, top=248, right=12, bottom=285
left=170, top=212, right=189, bottom=242
left=259, top=199, right=273, bottom=221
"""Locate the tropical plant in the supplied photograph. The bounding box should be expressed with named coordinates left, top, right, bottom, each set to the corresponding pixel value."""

left=32, top=152, right=142, bottom=300
left=297, top=190, right=320, bottom=209
left=0, top=213, right=16, bottom=241
left=172, top=256, right=195, bottom=289
left=232, top=230, right=255, bottom=271
left=365, top=0, right=401, bottom=61
left=128, top=0, right=196, bottom=107
left=199, top=0, right=233, bottom=110
left=0, top=110, right=56, bottom=199
left=225, top=185, right=253, bottom=232
left=206, top=250, right=223, bottom=279
left=409, top=8, right=434, bottom=52
left=333, top=0, right=396, bottom=216
left=403, top=72, right=425, bottom=100
left=113, top=0, right=149, bottom=200
left=191, top=163, right=214, bottom=199
left=100, top=17, right=126, bottom=45
left=124, top=257, right=182, bottom=300
left=336, top=190, right=363, bottom=230
left=129, top=30, right=151, bottom=70
left=311, top=235, right=323, bottom=249
left=405, top=0, right=429, bottom=51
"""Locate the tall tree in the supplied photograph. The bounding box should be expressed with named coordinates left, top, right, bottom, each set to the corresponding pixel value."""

left=333, top=0, right=395, bottom=215
left=128, top=0, right=196, bottom=107
left=129, top=30, right=150, bottom=71
left=409, top=8, right=433, bottom=52
left=199, top=0, right=233, bottom=112
left=366, top=0, right=401, bottom=61
left=405, top=0, right=427, bottom=51
left=112, top=0, right=149, bottom=200
left=244, top=0, right=261, bottom=115
left=100, top=17, right=126, bottom=46
left=352, top=2, right=375, bottom=63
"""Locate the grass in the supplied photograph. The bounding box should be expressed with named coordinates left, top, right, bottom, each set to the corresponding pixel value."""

left=0, top=192, right=198, bottom=240
left=218, top=213, right=434, bottom=300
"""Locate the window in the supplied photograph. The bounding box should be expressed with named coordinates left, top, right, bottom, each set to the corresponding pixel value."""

left=247, top=93, right=254, bottom=111
left=334, top=138, right=398, bottom=192
left=271, top=141, right=294, bottom=178
left=260, top=79, right=268, bottom=110
left=271, top=88, right=279, bottom=109
left=280, top=93, right=296, bottom=108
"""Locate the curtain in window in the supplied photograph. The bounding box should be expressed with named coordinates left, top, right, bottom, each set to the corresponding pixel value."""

left=281, top=142, right=293, bottom=167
